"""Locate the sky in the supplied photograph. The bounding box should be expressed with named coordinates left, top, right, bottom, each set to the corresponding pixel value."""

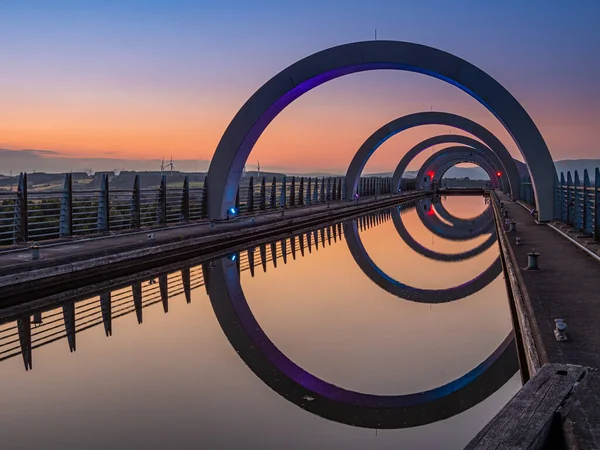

left=1, top=0, right=599, bottom=175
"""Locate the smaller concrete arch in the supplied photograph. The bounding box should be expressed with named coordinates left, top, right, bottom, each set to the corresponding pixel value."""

left=391, top=134, right=520, bottom=195
left=415, top=146, right=501, bottom=190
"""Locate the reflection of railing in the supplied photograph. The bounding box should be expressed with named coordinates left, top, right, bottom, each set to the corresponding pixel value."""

left=0, top=210, right=392, bottom=370
left=0, top=173, right=405, bottom=246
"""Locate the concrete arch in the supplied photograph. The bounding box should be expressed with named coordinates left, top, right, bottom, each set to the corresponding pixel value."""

left=347, top=112, right=522, bottom=200
left=343, top=219, right=502, bottom=303
left=204, top=256, right=517, bottom=429
left=205, top=40, right=555, bottom=221
left=416, top=146, right=501, bottom=190
left=392, top=204, right=497, bottom=262
left=414, top=145, right=501, bottom=190
left=392, top=134, right=520, bottom=195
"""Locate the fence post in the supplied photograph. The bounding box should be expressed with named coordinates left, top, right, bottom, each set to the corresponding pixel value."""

left=59, top=173, right=73, bottom=237
left=320, top=177, right=325, bottom=203
left=583, top=170, right=591, bottom=234
left=157, top=174, right=167, bottom=226
left=236, top=185, right=241, bottom=212
left=270, top=177, right=277, bottom=209
left=201, top=178, right=208, bottom=218
left=131, top=175, right=141, bottom=229
left=574, top=171, right=582, bottom=230
left=259, top=176, right=266, bottom=210
left=182, top=176, right=190, bottom=222
left=297, top=177, right=304, bottom=206
left=326, top=177, right=331, bottom=201
left=566, top=171, right=573, bottom=226
left=248, top=177, right=254, bottom=213
left=560, top=172, right=566, bottom=222
left=595, top=168, right=600, bottom=242
left=13, top=173, right=28, bottom=243
left=97, top=174, right=109, bottom=232
left=279, top=176, right=287, bottom=209
left=341, top=177, right=346, bottom=199
left=306, top=178, right=312, bottom=205
left=290, top=177, right=296, bottom=207
left=312, top=178, right=319, bottom=204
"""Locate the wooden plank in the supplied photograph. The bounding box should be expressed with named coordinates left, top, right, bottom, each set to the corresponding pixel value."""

left=466, top=363, right=586, bottom=450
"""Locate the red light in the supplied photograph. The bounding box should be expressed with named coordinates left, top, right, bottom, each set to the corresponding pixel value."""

left=496, top=171, right=502, bottom=177
left=427, top=171, right=435, bottom=179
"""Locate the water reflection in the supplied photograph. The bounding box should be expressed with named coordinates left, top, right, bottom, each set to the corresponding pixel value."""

left=0, top=195, right=519, bottom=448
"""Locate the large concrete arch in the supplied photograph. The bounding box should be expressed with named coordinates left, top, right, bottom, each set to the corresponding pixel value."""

left=204, top=256, right=517, bottom=429
left=414, top=145, right=501, bottom=190
left=392, top=204, right=497, bottom=262
left=391, top=134, right=520, bottom=195
left=205, top=41, right=556, bottom=221
left=346, top=112, right=522, bottom=200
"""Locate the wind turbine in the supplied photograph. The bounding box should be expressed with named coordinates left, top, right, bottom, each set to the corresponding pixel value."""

left=160, top=157, right=165, bottom=175
left=167, top=155, right=175, bottom=176
left=257, top=160, right=261, bottom=179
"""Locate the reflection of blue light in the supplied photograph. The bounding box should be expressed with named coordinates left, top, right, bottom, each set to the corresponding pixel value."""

left=228, top=253, right=237, bottom=262
left=228, top=207, right=237, bottom=216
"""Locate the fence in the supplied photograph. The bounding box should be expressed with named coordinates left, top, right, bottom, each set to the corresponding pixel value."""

left=0, top=172, right=407, bottom=246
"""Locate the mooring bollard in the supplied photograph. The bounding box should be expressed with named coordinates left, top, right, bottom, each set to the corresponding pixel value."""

left=554, top=319, right=567, bottom=341
left=29, top=242, right=40, bottom=260
left=509, top=221, right=517, bottom=232
left=526, top=248, right=540, bottom=270
left=516, top=237, right=521, bottom=246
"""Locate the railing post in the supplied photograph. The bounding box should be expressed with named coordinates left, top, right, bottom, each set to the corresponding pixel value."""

left=247, top=177, right=254, bottom=213
left=595, top=168, right=600, bottom=242
left=320, top=177, right=325, bottom=203
left=574, top=171, right=582, bottom=230
left=279, top=176, right=286, bottom=209
left=299, top=177, right=305, bottom=206
left=306, top=177, right=312, bottom=205
left=181, top=176, right=190, bottom=222
left=312, top=177, right=319, bottom=204
left=236, top=185, right=241, bottom=212
left=201, top=178, right=208, bottom=218
left=583, top=170, right=591, bottom=234
left=157, top=174, right=167, bottom=226
left=59, top=173, right=73, bottom=237
left=326, top=177, right=331, bottom=201
left=97, top=174, right=109, bottom=233
left=259, top=176, right=266, bottom=210
left=566, top=171, right=573, bottom=226
left=270, top=177, right=277, bottom=209
left=13, top=173, right=28, bottom=243
left=131, top=175, right=141, bottom=229
left=560, top=172, right=566, bottom=222
left=341, top=176, right=347, bottom=199
left=290, top=177, right=296, bottom=207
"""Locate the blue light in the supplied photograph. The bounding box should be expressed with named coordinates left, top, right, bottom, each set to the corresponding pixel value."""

left=228, top=253, right=237, bottom=262
left=228, top=207, right=237, bottom=216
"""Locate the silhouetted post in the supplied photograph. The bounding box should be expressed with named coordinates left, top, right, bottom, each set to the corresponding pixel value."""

left=319, top=177, right=325, bottom=203
left=98, top=174, right=110, bottom=232
left=584, top=170, right=591, bottom=233
left=201, top=177, right=209, bottom=218
left=248, top=248, right=255, bottom=277
left=14, top=173, right=28, bottom=244
left=326, top=177, right=332, bottom=201
left=181, top=268, right=191, bottom=303
left=270, top=242, right=277, bottom=268
left=333, top=224, right=338, bottom=242
left=566, top=171, right=573, bottom=226
left=560, top=172, right=566, bottom=222
left=321, top=228, right=326, bottom=247
left=132, top=281, right=143, bottom=324
left=59, top=173, right=73, bottom=237
left=159, top=273, right=168, bottom=313
left=236, top=185, right=241, bottom=212
left=270, top=177, right=277, bottom=209
left=280, top=239, right=287, bottom=264
left=313, top=178, right=319, bottom=204
left=17, top=318, right=32, bottom=371
left=100, top=291, right=112, bottom=337
left=260, top=244, right=267, bottom=272
left=313, top=229, right=319, bottom=250
left=327, top=226, right=331, bottom=245
left=259, top=176, right=266, bottom=210
left=299, top=177, right=305, bottom=206
left=574, top=171, right=582, bottom=230
left=301, top=233, right=307, bottom=255
left=306, top=178, right=312, bottom=205
left=279, top=176, right=287, bottom=209
left=247, top=177, right=255, bottom=213
left=63, top=301, right=76, bottom=352
left=181, top=176, right=190, bottom=222
left=131, top=175, right=141, bottom=229
left=157, top=174, right=167, bottom=226
left=290, top=236, right=296, bottom=260
left=341, top=176, right=346, bottom=200
left=595, top=168, right=600, bottom=242
left=290, top=177, right=296, bottom=207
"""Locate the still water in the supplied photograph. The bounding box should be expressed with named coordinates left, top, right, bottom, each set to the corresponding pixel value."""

left=0, top=196, right=520, bottom=449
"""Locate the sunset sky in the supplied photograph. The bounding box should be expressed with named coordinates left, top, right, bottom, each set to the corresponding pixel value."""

left=1, top=0, right=599, bottom=174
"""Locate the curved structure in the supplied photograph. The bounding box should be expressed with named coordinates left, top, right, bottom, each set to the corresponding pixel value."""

left=204, top=255, right=518, bottom=429
left=392, top=204, right=497, bottom=262
left=414, top=145, right=501, bottom=190
left=392, top=134, right=520, bottom=195
left=346, top=112, right=522, bottom=200
left=205, top=40, right=556, bottom=221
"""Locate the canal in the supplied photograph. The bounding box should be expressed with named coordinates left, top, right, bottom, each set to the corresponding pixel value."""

left=0, top=195, right=521, bottom=449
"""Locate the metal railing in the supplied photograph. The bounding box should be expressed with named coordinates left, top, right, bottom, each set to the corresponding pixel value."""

left=0, top=210, right=393, bottom=370
left=0, top=173, right=407, bottom=246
